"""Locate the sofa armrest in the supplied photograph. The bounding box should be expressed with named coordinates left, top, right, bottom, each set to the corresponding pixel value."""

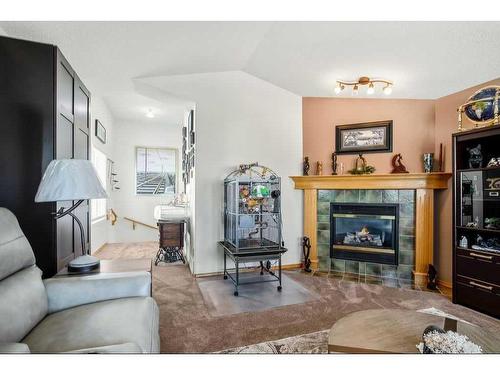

left=0, top=342, right=31, bottom=353
left=44, top=271, right=151, bottom=314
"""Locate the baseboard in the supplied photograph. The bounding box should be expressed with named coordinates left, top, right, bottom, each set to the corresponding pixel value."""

left=437, top=279, right=452, bottom=289
left=92, top=243, right=108, bottom=255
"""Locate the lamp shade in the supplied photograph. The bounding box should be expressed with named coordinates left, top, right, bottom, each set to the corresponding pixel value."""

left=35, top=159, right=108, bottom=202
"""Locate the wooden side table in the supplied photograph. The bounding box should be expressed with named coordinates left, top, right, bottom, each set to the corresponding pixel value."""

left=328, top=309, right=500, bottom=353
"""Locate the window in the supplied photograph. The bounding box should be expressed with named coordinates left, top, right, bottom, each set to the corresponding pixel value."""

left=91, top=147, right=107, bottom=221
left=135, top=147, right=177, bottom=195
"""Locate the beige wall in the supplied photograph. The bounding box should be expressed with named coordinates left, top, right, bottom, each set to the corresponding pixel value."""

left=302, top=98, right=436, bottom=174
left=302, top=81, right=499, bottom=284
left=434, top=77, right=500, bottom=283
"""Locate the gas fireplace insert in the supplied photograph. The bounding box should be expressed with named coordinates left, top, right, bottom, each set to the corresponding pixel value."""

left=330, top=202, right=399, bottom=265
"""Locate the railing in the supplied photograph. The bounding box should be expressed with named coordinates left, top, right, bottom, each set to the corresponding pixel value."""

left=123, top=217, right=157, bottom=230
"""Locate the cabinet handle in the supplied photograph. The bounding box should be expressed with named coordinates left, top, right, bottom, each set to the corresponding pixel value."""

left=469, top=281, right=493, bottom=291
left=469, top=252, right=493, bottom=260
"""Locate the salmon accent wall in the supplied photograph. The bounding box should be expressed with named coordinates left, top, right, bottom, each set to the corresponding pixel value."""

left=303, top=79, right=500, bottom=284
left=302, top=98, right=436, bottom=175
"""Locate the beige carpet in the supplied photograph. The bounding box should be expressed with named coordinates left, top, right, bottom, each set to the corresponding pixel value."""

left=96, top=242, right=500, bottom=353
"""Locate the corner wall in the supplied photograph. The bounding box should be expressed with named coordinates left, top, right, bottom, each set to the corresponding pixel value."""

left=302, top=79, right=500, bottom=285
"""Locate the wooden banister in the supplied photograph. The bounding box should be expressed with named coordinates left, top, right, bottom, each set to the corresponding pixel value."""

left=124, top=217, right=157, bottom=230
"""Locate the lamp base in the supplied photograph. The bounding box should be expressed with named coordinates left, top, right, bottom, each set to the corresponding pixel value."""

left=68, top=255, right=100, bottom=273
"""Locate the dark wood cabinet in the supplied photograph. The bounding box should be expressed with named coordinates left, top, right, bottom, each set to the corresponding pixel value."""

left=0, top=36, right=91, bottom=277
left=453, top=125, right=500, bottom=318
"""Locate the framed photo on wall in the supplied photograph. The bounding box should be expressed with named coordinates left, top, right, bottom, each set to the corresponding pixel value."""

left=135, top=147, right=178, bottom=195
left=95, top=119, right=106, bottom=144
left=335, top=120, right=393, bottom=154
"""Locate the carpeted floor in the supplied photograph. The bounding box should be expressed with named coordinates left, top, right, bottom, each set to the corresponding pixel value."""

left=95, top=242, right=500, bottom=353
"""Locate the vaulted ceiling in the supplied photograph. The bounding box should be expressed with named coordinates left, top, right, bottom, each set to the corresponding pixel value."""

left=2, top=21, right=499, bottom=122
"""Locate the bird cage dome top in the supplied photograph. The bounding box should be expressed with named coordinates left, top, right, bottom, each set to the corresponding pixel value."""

left=224, top=162, right=279, bottom=183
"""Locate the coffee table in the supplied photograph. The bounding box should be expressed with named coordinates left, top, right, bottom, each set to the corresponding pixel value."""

left=328, top=309, right=500, bottom=353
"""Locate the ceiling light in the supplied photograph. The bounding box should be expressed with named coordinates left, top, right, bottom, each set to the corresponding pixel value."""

left=334, top=82, right=344, bottom=94
left=334, top=76, right=393, bottom=96
left=146, top=109, right=155, bottom=118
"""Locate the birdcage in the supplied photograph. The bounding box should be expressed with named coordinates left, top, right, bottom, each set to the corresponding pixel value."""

left=223, top=163, right=282, bottom=250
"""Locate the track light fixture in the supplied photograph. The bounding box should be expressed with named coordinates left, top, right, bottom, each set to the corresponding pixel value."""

left=334, top=76, right=393, bottom=96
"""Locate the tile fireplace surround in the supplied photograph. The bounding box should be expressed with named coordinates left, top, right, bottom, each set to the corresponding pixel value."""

left=318, top=189, right=414, bottom=280
left=290, top=173, right=451, bottom=286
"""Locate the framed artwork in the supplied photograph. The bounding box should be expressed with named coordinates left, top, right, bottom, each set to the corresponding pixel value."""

left=95, top=119, right=106, bottom=144
left=135, top=147, right=177, bottom=195
left=335, top=120, right=393, bottom=154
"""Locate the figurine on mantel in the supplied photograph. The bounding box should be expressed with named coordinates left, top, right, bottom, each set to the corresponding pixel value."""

left=316, top=161, right=323, bottom=176
left=348, top=154, right=375, bottom=175
left=332, top=152, right=338, bottom=175
left=303, top=156, right=310, bottom=176
left=391, top=153, right=409, bottom=174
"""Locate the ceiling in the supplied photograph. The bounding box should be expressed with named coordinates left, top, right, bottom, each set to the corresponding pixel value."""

left=1, top=21, right=500, bottom=121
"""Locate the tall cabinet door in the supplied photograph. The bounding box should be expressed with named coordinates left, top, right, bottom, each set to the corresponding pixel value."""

left=56, top=53, right=75, bottom=269
left=73, top=79, right=91, bottom=255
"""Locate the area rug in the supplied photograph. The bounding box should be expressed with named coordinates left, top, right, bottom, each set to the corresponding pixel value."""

left=197, top=273, right=319, bottom=317
left=219, top=330, right=329, bottom=353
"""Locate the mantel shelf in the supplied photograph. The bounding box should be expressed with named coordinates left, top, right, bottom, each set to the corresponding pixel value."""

left=290, top=172, right=451, bottom=190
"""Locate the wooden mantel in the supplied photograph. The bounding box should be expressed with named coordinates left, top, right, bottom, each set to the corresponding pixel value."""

left=290, top=173, right=452, bottom=285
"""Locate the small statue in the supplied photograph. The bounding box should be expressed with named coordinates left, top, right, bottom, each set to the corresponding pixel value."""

left=303, top=157, right=310, bottom=176
left=467, top=144, right=483, bottom=168
left=302, top=237, right=312, bottom=273
left=348, top=154, right=375, bottom=175
left=391, top=153, right=409, bottom=174
left=427, top=264, right=438, bottom=290
left=332, top=152, right=338, bottom=175
left=316, top=161, right=323, bottom=176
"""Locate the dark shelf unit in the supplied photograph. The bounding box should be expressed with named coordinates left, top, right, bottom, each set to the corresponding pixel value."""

left=0, top=36, right=91, bottom=278
left=453, top=124, right=500, bottom=318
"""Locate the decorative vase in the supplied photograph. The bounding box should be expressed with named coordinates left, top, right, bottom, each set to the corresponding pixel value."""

left=423, top=153, right=434, bottom=173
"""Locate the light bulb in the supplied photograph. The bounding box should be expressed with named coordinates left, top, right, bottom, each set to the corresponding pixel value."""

left=352, top=85, right=359, bottom=96
left=146, top=109, right=155, bottom=118
left=367, top=83, right=375, bottom=95
left=383, top=84, right=392, bottom=95
left=334, top=84, right=341, bottom=94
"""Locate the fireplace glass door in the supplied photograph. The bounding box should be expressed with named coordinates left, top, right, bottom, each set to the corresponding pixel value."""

left=330, top=203, right=399, bottom=265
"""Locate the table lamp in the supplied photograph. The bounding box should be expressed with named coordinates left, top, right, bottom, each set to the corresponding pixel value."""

left=35, top=159, right=108, bottom=273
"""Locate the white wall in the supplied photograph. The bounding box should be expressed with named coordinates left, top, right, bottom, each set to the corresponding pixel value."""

left=108, top=120, right=183, bottom=243
left=90, top=96, right=115, bottom=253
left=141, top=71, right=303, bottom=275
left=193, top=73, right=303, bottom=275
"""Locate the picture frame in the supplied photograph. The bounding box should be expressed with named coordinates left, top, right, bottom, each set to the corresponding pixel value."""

left=135, top=146, right=178, bottom=195
left=335, top=120, right=393, bottom=154
left=95, top=119, right=106, bottom=144
left=188, top=109, right=195, bottom=147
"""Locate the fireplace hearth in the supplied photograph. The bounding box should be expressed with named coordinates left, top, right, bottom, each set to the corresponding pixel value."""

left=330, top=203, right=399, bottom=265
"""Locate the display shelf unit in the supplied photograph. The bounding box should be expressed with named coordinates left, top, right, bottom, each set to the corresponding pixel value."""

left=453, top=124, right=500, bottom=318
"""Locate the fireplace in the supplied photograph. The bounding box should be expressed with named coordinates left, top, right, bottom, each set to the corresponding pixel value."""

left=330, top=203, right=399, bottom=265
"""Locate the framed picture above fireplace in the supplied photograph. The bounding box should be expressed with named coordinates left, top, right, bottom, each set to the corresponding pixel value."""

left=335, top=120, right=393, bottom=154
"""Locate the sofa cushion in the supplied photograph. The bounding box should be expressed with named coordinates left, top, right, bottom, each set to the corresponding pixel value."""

left=22, top=297, right=160, bottom=353
left=0, top=266, right=48, bottom=342
left=0, top=208, right=36, bottom=281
